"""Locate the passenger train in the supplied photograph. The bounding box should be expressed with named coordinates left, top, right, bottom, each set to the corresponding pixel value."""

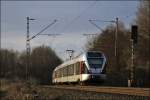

left=52, top=51, right=107, bottom=84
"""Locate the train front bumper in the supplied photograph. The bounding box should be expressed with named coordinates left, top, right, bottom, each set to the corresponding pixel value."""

left=88, top=74, right=107, bottom=82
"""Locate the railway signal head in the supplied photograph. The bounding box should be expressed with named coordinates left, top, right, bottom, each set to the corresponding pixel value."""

left=131, top=25, right=138, bottom=44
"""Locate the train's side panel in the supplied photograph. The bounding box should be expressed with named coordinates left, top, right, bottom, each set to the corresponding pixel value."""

left=53, top=74, right=90, bottom=83
left=52, top=55, right=85, bottom=83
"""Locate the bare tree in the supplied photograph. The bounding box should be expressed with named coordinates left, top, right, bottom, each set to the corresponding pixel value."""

left=136, top=0, right=150, bottom=38
left=30, top=45, right=62, bottom=84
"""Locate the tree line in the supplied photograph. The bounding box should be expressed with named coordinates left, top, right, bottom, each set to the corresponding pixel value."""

left=0, top=46, right=62, bottom=84
left=85, top=0, right=149, bottom=87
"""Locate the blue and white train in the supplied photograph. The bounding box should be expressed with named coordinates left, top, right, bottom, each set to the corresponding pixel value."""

left=52, top=51, right=107, bottom=84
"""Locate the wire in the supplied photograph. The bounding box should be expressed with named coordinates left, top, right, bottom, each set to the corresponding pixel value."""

left=60, top=1, right=97, bottom=34
left=89, top=20, right=104, bottom=32
left=28, top=19, right=57, bottom=41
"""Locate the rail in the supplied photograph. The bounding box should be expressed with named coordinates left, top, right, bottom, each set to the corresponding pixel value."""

left=44, top=85, right=150, bottom=97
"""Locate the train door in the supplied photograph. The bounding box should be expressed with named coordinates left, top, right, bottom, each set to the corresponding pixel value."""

left=79, top=61, right=89, bottom=85
left=80, top=61, right=88, bottom=81
left=80, top=61, right=88, bottom=74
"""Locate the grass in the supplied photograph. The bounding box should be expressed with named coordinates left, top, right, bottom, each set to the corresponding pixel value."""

left=1, top=79, right=149, bottom=100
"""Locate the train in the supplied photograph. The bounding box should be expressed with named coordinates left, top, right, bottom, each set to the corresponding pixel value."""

left=52, top=51, right=107, bottom=85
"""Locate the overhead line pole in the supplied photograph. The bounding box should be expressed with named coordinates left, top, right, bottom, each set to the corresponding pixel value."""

left=88, top=18, right=119, bottom=69
left=26, top=17, right=58, bottom=82
left=26, top=17, right=35, bottom=81
left=115, top=18, right=119, bottom=70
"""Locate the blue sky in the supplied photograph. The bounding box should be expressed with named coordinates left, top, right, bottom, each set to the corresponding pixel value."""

left=1, top=1, right=139, bottom=60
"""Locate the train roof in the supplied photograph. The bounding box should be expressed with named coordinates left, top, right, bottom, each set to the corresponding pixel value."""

left=54, top=52, right=85, bottom=71
left=53, top=51, right=104, bottom=71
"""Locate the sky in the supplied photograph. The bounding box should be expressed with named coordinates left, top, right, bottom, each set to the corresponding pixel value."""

left=1, top=1, right=139, bottom=60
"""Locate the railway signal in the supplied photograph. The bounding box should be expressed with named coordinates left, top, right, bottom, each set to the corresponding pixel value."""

left=131, top=25, right=138, bottom=44
left=129, top=25, right=138, bottom=87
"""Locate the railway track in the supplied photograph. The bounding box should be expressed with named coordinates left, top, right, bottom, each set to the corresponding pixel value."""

left=44, top=85, right=150, bottom=97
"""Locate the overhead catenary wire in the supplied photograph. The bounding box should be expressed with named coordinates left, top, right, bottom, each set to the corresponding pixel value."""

left=53, top=1, right=98, bottom=58
left=88, top=20, right=104, bottom=32
left=88, top=19, right=117, bottom=33
left=59, top=1, right=97, bottom=34
left=39, top=33, right=60, bottom=36
left=28, top=19, right=57, bottom=41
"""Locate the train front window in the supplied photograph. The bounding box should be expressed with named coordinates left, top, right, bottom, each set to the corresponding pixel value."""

left=88, top=58, right=103, bottom=68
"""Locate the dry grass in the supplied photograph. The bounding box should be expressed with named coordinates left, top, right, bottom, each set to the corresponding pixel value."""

left=0, top=79, right=71, bottom=100
left=1, top=79, right=149, bottom=100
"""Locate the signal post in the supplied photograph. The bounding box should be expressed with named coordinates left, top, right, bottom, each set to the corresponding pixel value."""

left=128, top=25, right=138, bottom=87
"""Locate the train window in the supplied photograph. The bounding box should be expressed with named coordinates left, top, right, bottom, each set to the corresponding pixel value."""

left=58, top=69, right=60, bottom=78
left=67, top=65, right=73, bottom=76
left=55, top=71, right=57, bottom=78
left=63, top=67, right=65, bottom=76
left=58, top=69, right=61, bottom=78
left=56, top=71, right=58, bottom=78
left=65, top=66, right=67, bottom=75
left=59, top=69, right=61, bottom=77
left=62, top=67, right=65, bottom=77
left=72, top=64, right=74, bottom=75
left=66, top=66, right=69, bottom=76
left=70, top=64, right=74, bottom=76
left=68, top=66, right=70, bottom=75
left=87, top=52, right=102, bottom=57
left=54, top=71, right=57, bottom=78
left=62, top=68, right=64, bottom=77
left=75, top=62, right=80, bottom=75
left=61, top=68, right=63, bottom=77
left=73, top=64, right=76, bottom=75
left=63, top=66, right=68, bottom=76
left=66, top=66, right=68, bottom=76
left=57, top=71, right=59, bottom=78
left=60, top=68, right=62, bottom=77
left=68, top=65, right=71, bottom=76
left=55, top=72, right=57, bottom=78
left=88, top=58, right=103, bottom=68
left=88, top=58, right=103, bottom=65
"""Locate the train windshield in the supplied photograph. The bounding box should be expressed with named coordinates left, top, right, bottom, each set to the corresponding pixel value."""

left=88, top=58, right=103, bottom=68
